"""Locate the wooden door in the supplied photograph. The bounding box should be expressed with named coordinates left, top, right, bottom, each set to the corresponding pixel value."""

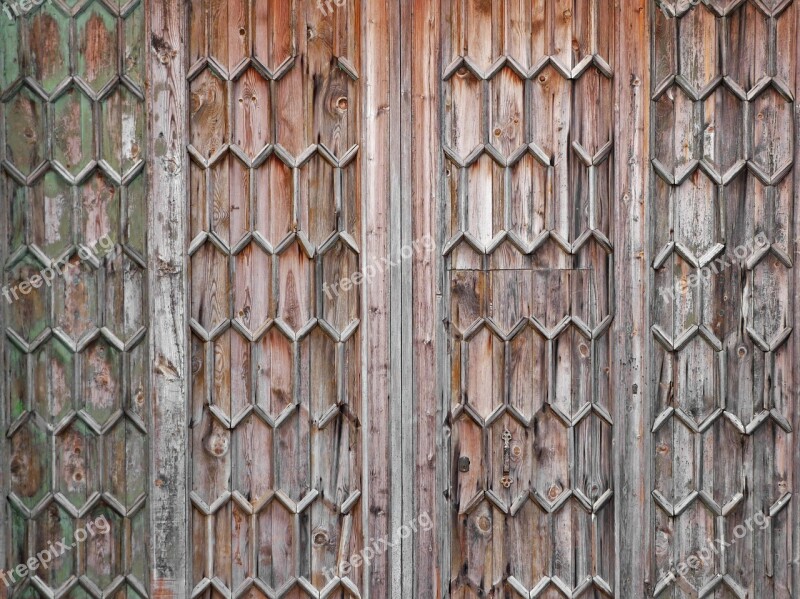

left=1, top=1, right=150, bottom=597
left=405, top=1, right=799, bottom=598
left=440, top=2, right=618, bottom=594
left=2, top=1, right=799, bottom=598
left=407, top=2, right=621, bottom=597
left=182, top=0, right=393, bottom=597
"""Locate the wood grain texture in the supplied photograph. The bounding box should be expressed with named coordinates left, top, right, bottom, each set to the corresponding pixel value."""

left=792, top=4, right=800, bottom=594
left=362, top=0, right=397, bottom=596
left=429, top=1, right=618, bottom=597
left=185, top=0, right=380, bottom=596
left=616, top=2, right=649, bottom=599
left=4, top=2, right=799, bottom=598
left=148, top=0, right=186, bottom=594
left=650, top=1, right=796, bottom=598
left=2, top=1, right=150, bottom=597
left=408, top=0, right=441, bottom=595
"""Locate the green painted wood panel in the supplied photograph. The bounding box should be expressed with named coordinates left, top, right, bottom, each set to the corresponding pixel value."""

left=1, top=0, right=149, bottom=596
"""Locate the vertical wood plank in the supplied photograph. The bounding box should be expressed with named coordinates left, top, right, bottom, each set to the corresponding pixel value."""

left=147, top=0, right=188, bottom=593
left=792, top=4, right=800, bottom=593
left=363, top=0, right=397, bottom=595
left=0, top=20, right=8, bottom=599
left=407, top=0, right=442, bottom=598
left=398, top=1, right=411, bottom=596
left=615, top=1, right=649, bottom=597
left=391, top=0, right=409, bottom=597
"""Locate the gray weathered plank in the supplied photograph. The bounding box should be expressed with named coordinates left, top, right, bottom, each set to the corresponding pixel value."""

left=147, top=0, right=188, bottom=594
left=616, top=2, right=650, bottom=598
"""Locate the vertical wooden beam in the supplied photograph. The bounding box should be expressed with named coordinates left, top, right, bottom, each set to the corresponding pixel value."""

left=147, top=0, right=188, bottom=594
left=617, top=0, right=650, bottom=595
left=400, top=2, right=418, bottom=597
left=614, top=1, right=650, bottom=597
left=390, top=0, right=405, bottom=595
left=0, top=42, right=7, bottom=599
left=398, top=1, right=411, bottom=597
left=363, top=0, right=399, bottom=596
left=792, top=3, right=800, bottom=593
left=0, top=19, right=13, bottom=599
left=406, top=0, right=442, bottom=597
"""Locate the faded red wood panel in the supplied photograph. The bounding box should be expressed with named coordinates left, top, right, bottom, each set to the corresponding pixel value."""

left=422, top=0, right=617, bottom=597
left=184, top=0, right=392, bottom=597
left=650, top=1, right=797, bottom=597
left=1, top=0, right=149, bottom=596
left=3, top=1, right=798, bottom=597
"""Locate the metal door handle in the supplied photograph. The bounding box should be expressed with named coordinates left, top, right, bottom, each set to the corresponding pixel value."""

left=501, top=429, right=512, bottom=488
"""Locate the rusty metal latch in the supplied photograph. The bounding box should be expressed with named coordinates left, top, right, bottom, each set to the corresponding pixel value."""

left=500, top=429, right=512, bottom=488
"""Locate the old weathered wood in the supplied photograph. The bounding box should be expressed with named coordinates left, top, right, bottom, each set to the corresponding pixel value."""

left=405, top=0, right=442, bottom=598
left=180, top=0, right=398, bottom=597
left=148, top=0, right=187, bottom=594
left=362, top=0, right=397, bottom=597
left=1, top=0, right=151, bottom=596
left=616, top=3, right=649, bottom=598
left=421, top=1, right=620, bottom=597
left=3, top=1, right=799, bottom=598
left=650, top=2, right=797, bottom=598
